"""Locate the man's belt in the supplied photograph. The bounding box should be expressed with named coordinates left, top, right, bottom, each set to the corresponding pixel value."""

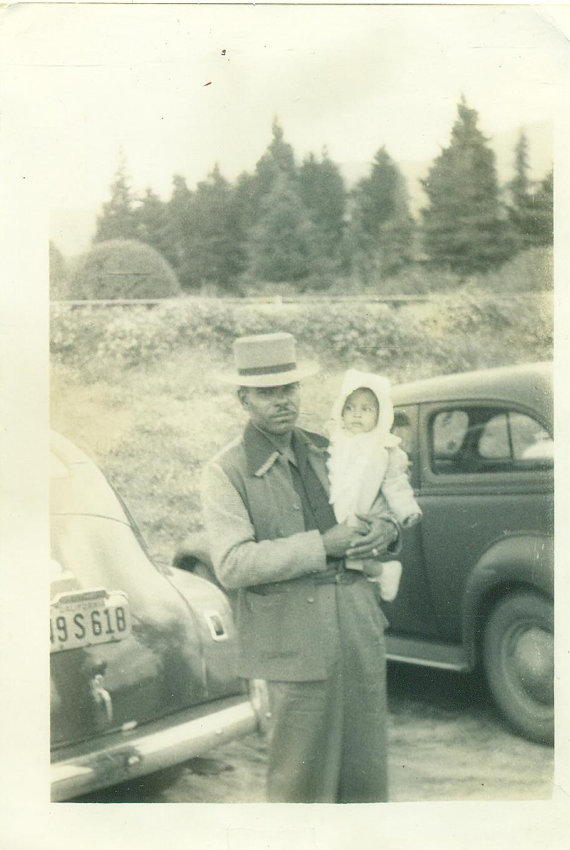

left=313, top=559, right=362, bottom=585
left=247, top=559, right=362, bottom=594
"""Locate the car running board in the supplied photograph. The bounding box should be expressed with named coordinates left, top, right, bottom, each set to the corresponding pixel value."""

left=386, top=635, right=470, bottom=672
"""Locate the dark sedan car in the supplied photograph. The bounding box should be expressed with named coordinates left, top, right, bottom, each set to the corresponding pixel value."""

left=50, top=433, right=263, bottom=801
left=177, top=362, right=553, bottom=744
left=385, top=360, right=553, bottom=744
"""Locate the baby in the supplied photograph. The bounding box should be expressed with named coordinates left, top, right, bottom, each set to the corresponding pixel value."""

left=326, top=369, right=422, bottom=601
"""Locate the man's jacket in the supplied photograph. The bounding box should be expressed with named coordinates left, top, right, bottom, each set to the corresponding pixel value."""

left=201, top=422, right=391, bottom=681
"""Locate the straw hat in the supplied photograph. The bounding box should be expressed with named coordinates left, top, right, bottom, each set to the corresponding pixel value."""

left=217, top=332, right=319, bottom=387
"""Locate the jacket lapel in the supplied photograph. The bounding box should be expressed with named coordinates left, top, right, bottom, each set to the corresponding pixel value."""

left=294, top=430, right=331, bottom=497
left=243, top=422, right=281, bottom=476
left=243, top=421, right=331, bottom=495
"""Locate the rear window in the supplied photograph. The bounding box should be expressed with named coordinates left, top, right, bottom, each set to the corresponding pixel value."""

left=51, top=515, right=159, bottom=595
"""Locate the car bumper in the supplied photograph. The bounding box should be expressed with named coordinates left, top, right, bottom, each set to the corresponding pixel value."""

left=51, top=694, right=260, bottom=801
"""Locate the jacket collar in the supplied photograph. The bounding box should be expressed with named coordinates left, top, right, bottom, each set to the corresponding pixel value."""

left=243, top=421, right=329, bottom=477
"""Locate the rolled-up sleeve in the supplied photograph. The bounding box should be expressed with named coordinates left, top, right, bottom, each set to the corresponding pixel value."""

left=201, top=461, right=327, bottom=590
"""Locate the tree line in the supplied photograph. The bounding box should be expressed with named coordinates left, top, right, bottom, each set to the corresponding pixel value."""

left=55, top=96, right=553, bottom=296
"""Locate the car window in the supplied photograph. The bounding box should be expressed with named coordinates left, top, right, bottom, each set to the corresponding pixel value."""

left=430, top=407, right=552, bottom=474
left=479, top=413, right=510, bottom=458
left=510, top=413, right=553, bottom=460
left=431, top=410, right=469, bottom=458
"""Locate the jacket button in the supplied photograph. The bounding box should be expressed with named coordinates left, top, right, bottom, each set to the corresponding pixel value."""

left=307, top=597, right=315, bottom=604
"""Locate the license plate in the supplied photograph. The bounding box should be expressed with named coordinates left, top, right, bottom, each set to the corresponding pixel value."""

left=50, top=588, right=131, bottom=653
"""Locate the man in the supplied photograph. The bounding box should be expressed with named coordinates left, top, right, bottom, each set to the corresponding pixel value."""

left=201, top=332, right=400, bottom=803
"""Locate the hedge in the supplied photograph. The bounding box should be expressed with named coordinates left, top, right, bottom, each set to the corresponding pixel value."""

left=50, top=292, right=552, bottom=382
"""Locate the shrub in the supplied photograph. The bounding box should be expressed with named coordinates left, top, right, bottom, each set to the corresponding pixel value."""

left=67, top=239, right=181, bottom=300
left=50, top=299, right=241, bottom=372
left=477, top=246, right=553, bottom=292
left=380, top=265, right=462, bottom=295
left=290, top=303, right=423, bottom=368
left=50, top=292, right=552, bottom=382
left=50, top=303, right=108, bottom=370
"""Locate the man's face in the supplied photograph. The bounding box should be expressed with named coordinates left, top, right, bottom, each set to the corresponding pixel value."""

left=239, top=383, right=301, bottom=435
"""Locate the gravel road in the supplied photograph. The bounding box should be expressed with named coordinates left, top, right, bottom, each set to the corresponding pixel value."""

left=76, top=663, right=553, bottom=804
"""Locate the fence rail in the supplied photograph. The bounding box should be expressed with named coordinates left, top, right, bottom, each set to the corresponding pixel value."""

left=51, top=293, right=542, bottom=309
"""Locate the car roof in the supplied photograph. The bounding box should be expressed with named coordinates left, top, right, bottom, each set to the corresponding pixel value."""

left=391, top=361, right=552, bottom=421
left=51, top=431, right=129, bottom=522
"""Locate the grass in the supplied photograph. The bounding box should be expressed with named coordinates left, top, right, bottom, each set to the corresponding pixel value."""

left=51, top=347, right=343, bottom=566
left=50, top=287, right=554, bottom=804
left=51, top=293, right=552, bottom=803
left=50, top=291, right=552, bottom=567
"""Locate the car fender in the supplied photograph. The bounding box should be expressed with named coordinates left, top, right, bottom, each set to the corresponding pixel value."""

left=461, top=532, right=553, bottom=668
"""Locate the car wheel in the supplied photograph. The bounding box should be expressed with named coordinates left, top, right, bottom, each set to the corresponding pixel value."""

left=483, top=591, right=553, bottom=745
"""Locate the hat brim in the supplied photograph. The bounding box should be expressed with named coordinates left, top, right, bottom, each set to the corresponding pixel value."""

left=216, top=361, right=319, bottom=387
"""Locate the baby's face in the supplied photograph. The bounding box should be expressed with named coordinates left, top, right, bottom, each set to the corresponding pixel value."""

left=342, top=388, right=379, bottom=434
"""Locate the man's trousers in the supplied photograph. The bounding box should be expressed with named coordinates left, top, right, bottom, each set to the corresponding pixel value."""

left=265, top=577, right=389, bottom=803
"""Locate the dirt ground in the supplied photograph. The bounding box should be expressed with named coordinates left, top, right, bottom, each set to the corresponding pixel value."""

left=79, top=664, right=553, bottom=804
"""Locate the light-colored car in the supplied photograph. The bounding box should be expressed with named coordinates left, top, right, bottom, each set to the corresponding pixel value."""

left=50, top=432, right=263, bottom=801
left=177, top=362, right=554, bottom=745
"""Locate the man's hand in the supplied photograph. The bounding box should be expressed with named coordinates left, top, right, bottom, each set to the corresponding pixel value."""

left=322, top=520, right=367, bottom=558
left=346, top=515, right=399, bottom=560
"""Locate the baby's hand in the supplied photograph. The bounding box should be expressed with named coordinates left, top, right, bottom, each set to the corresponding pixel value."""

left=403, top=512, right=422, bottom=528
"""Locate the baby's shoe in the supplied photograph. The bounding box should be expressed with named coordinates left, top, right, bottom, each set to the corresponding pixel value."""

left=379, top=561, right=402, bottom=602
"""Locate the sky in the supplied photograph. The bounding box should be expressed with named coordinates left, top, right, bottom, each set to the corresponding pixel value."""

left=1, top=3, right=569, bottom=252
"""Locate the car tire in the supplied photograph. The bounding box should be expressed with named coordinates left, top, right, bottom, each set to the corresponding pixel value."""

left=483, top=591, right=553, bottom=745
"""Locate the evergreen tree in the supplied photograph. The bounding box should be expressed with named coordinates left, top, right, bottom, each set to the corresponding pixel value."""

left=134, top=188, right=173, bottom=264
left=162, top=175, right=194, bottom=289
left=242, top=118, right=298, bottom=225
left=94, top=154, right=138, bottom=243
left=507, top=130, right=538, bottom=250
left=182, top=165, right=247, bottom=292
left=233, top=170, right=260, bottom=233
left=421, top=97, right=515, bottom=274
left=256, top=118, right=296, bottom=185
left=349, top=146, right=415, bottom=280
left=298, top=149, right=347, bottom=259
left=509, top=131, right=532, bottom=214
left=248, top=174, right=320, bottom=283
left=531, top=169, right=553, bottom=246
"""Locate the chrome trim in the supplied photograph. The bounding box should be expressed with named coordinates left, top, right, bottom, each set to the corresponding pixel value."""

left=386, top=652, right=468, bottom=672
left=51, top=696, right=259, bottom=801
left=90, top=674, right=113, bottom=724
left=385, top=635, right=470, bottom=672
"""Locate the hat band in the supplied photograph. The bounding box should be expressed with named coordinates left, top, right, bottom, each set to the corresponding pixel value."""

left=238, top=361, right=297, bottom=377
